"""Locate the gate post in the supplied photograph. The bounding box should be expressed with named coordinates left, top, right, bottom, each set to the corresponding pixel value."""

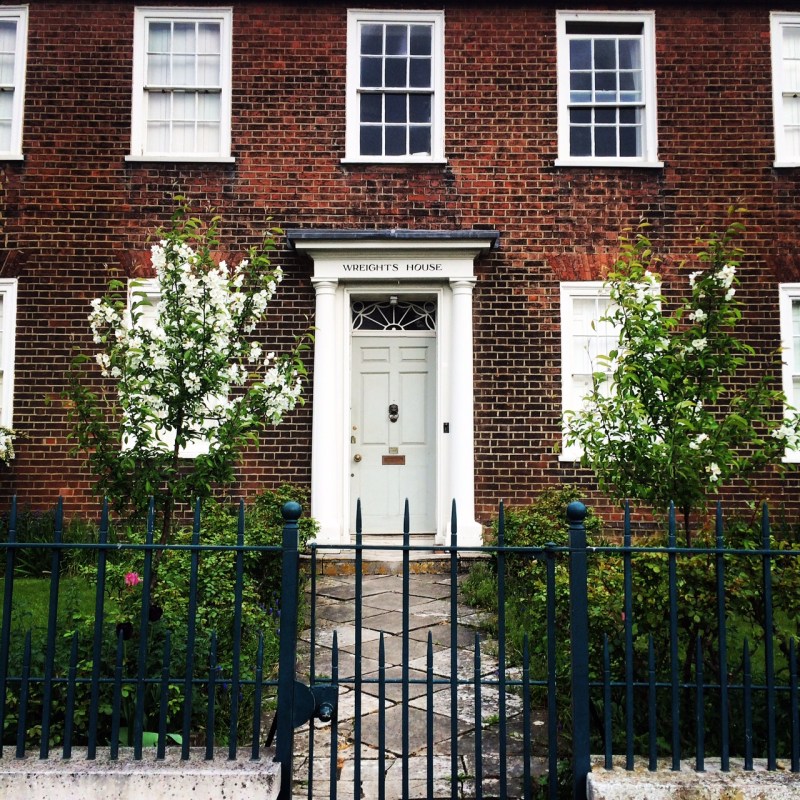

left=568, top=501, right=590, bottom=800
left=275, top=501, right=302, bottom=800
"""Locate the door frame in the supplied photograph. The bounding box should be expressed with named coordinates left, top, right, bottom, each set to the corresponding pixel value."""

left=346, top=287, right=444, bottom=540
left=288, top=228, right=499, bottom=547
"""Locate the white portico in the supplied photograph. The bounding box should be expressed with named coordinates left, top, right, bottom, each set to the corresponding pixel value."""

left=287, top=230, right=499, bottom=548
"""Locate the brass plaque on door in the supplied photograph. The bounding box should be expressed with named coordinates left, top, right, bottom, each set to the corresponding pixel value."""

left=382, top=455, right=406, bottom=466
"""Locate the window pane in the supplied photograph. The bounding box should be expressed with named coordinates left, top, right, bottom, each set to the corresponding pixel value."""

left=785, top=26, right=800, bottom=59
left=570, top=39, right=592, bottom=71
left=409, top=26, right=431, bottom=56
left=173, top=22, right=196, bottom=54
left=619, top=71, right=642, bottom=103
left=0, top=91, right=10, bottom=122
left=385, top=126, right=406, bottom=155
left=570, top=108, right=591, bottom=124
left=595, top=125, right=617, bottom=157
left=360, top=94, right=382, bottom=123
left=409, top=58, right=431, bottom=88
left=197, top=23, right=221, bottom=55
left=360, top=126, right=382, bottom=155
left=593, top=39, right=617, bottom=70
left=148, top=21, right=171, bottom=53
left=618, top=39, right=641, bottom=70
left=385, top=94, right=406, bottom=122
left=0, top=21, right=15, bottom=85
left=173, top=92, right=195, bottom=122
left=197, top=55, right=221, bottom=87
left=0, top=20, right=16, bottom=53
left=384, top=57, right=407, bottom=87
left=409, top=125, right=430, bottom=155
left=172, top=122, right=194, bottom=151
left=786, top=124, right=800, bottom=161
left=595, top=107, right=616, bottom=125
left=147, top=53, right=169, bottom=85
left=0, top=54, right=14, bottom=86
left=570, top=125, right=591, bottom=156
left=409, top=94, right=431, bottom=123
left=197, top=122, right=220, bottom=153
left=595, top=71, right=617, bottom=101
left=361, top=24, right=383, bottom=55
left=172, top=54, right=195, bottom=85
left=385, top=25, right=407, bottom=56
left=570, top=71, right=592, bottom=102
left=0, top=120, right=10, bottom=152
left=147, top=92, right=170, bottom=122
left=147, top=121, right=170, bottom=152
left=198, top=92, right=220, bottom=122
left=361, top=57, right=382, bottom=87
left=619, top=125, right=640, bottom=157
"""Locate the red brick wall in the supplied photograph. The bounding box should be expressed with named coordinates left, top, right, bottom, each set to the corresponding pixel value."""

left=1, top=0, right=799, bottom=533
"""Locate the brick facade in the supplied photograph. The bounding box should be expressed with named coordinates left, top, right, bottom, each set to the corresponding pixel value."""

left=1, top=0, right=799, bottom=531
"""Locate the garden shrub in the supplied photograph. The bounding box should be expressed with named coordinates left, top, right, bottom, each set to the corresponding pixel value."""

left=1, top=483, right=316, bottom=749
left=463, top=486, right=800, bottom=764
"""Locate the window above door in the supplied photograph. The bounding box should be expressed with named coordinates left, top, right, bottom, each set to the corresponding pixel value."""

left=556, top=10, right=661, bottom=168
left=344, top=9, right=445, bottom=164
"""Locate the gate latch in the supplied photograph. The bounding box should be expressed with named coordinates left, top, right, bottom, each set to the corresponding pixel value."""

left=265, top=681, right=338, bottom=747
left=293, top=681, right=338, bottom=728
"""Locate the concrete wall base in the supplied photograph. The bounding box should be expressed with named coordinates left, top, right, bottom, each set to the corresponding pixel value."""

left=587, top=757, right=800, bottom=799
left=0, top=748, right=281, bottom=800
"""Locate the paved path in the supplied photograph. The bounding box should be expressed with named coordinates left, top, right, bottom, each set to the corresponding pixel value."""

left=291, top=570, right=548, bottom=799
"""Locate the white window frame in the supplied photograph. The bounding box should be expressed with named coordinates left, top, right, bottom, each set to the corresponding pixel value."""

left=778, top=283, right=800, bottom=461
left=344, top=8, right=445, bottom=164
left=127, top=278, right=212, bottom=458
left=0, top=279, right=17, bottom=428
left=556, top=10, right=661, bottom=168
left=771, top=12, right=800, bottom=168
left=128, top=6, right=234, bottom=163
left=0, top=6, right=28, bottom=160
left=560, top=281, right=614, bottom=461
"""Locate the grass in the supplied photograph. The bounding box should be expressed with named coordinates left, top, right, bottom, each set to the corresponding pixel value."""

left=0, top=577, right=105, bottom=635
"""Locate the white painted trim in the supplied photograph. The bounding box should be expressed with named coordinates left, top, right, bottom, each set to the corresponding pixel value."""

left=771, top=12, right=800, bottom=167
left=345, top=8, right=445, bottom=163
left=0, top=6, right=28, bottom=159
left=130, top=6, right=233, bottom=160
left=0, top=279, right=18, bottom=428
left=559, top=281, right=610, bottom=462
left=556, top=9, right=659, bottom=166
left=302, top=236, right=486, bottom=546
left=778, top=283, right=800, bottom=462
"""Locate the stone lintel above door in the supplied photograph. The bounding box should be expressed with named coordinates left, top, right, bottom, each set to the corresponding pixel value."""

left=287, top=229, right=500, bottom=282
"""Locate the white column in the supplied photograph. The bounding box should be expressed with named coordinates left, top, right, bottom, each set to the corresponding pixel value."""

left=310, top=279, right=341, bottom=544
left=448, top=278, right=482, bottom=546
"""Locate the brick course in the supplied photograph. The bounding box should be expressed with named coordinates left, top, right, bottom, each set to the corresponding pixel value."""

left=1, top=0, right=799, bottom=531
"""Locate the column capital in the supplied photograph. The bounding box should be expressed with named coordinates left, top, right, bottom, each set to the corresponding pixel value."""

left=449, top=277, right=477, bottom=293
left=311, top=277, right=339, bottom=294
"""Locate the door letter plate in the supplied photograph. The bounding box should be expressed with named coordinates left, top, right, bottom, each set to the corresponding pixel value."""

left=382, top=455, right=406, bottom=466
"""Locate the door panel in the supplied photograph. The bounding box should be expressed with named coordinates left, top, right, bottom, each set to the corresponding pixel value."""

left=351, top=335, right=436, bottom=535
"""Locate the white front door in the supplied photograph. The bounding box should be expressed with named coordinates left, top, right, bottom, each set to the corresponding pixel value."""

left=350, top=335, right=436, bottom=536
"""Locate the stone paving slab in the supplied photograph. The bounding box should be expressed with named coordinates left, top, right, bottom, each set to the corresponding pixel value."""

left=293, top=570, right=539, bottom=799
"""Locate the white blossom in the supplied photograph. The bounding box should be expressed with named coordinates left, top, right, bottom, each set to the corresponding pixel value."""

left=689, top=307, right=707, bottom=323
left=706, top=462, right=721, bottom=482
left=691, top=338, right=708, bottom=352
left=689, top=432, right=709, bottom=451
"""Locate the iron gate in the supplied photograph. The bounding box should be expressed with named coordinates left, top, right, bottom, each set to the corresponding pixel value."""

left=274, top=500, right=570, bottom=800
